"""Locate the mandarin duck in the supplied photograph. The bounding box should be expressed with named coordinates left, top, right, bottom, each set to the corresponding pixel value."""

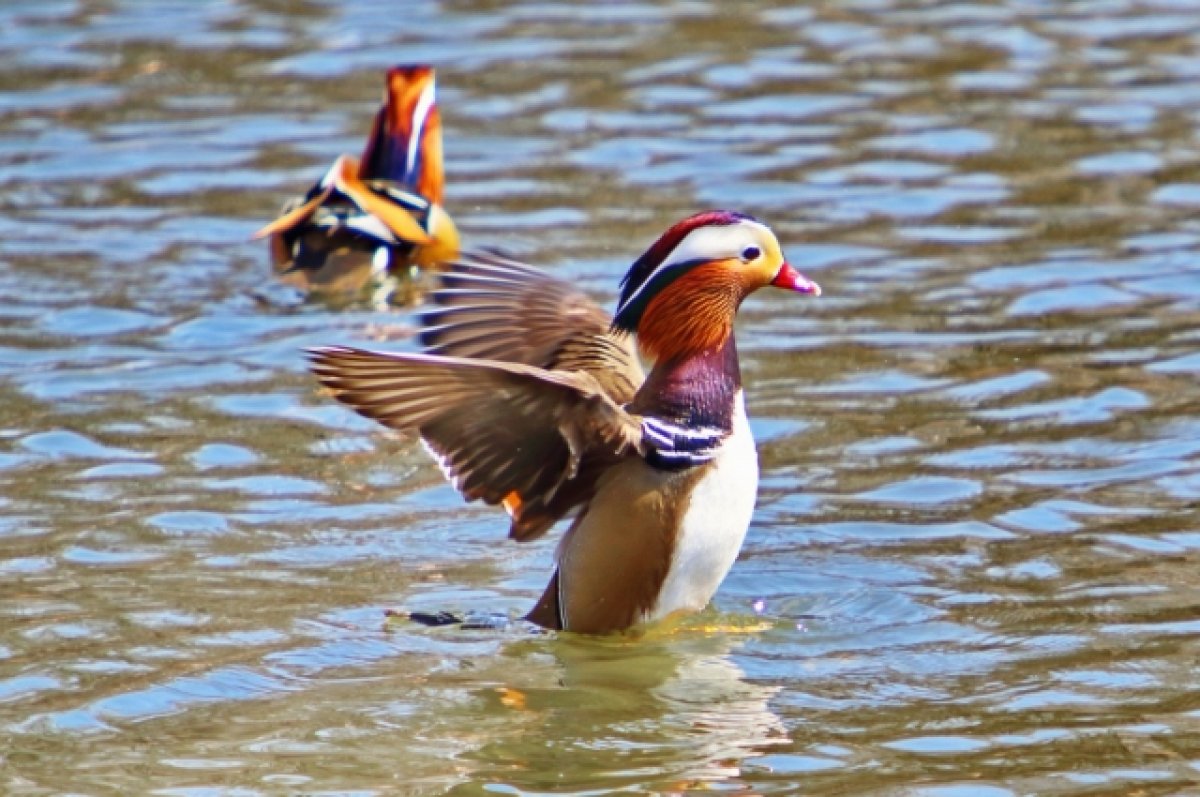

left=309, top=211, right=820, bottom=634
left=254, top=65, right=459, bottom=297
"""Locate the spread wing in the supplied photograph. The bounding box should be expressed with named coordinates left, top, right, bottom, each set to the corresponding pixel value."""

left=308, top=345, right=644, bottom=540
left=419, top=250, right=644, bottom=404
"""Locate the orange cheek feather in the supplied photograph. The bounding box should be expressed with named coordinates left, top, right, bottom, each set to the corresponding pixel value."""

left=637, top=262, right=743, bottom=362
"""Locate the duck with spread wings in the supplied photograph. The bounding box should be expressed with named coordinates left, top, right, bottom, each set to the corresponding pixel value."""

left=309, top=211, right=820, bottom=633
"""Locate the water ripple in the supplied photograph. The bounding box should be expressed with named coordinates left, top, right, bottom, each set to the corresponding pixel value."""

left=2, top=0, right=1200, bottom=794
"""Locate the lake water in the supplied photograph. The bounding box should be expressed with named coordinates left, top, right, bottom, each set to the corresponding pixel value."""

left=3, top=1, right=1200, bottom=794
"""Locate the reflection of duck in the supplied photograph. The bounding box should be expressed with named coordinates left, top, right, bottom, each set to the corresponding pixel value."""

left=415, top=631, right=789, bottom=791
left=310, top=212, right=819, bottom=633
left=254, top=65, right=459, bottom=297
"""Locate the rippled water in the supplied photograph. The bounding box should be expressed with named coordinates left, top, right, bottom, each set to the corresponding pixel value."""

left=3, top=1, right=1200, bottom=794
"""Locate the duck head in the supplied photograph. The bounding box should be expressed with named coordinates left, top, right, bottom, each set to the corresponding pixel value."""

left=360, top=65, right=444, bottom=205
left=612, top=211, right=820, bottom=362
left=359, top=64, right=457, bottom=267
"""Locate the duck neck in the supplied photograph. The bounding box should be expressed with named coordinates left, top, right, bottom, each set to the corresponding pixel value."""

left=632, top=334, right=742, bottom=431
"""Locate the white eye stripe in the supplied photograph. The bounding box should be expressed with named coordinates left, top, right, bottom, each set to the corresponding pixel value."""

left=615, top=219, right=773, bottom=318
left=407, top=81, right=436, bottom=177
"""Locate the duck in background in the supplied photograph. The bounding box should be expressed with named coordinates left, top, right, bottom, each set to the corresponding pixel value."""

left=254, top=65, right=459, bottom=302
left=308, top=211, right=820, bottom=634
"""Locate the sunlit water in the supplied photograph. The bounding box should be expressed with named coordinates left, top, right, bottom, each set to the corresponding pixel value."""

left=3, top=1, right=1200, bottom=794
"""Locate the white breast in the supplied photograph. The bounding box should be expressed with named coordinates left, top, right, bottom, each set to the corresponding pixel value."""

left=648, top=391, right=758, bottom=622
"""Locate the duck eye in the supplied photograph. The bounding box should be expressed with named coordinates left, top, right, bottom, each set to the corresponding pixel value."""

left=741, top=246, right=761, bottom=262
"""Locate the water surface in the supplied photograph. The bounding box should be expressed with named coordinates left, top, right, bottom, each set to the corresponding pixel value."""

left=3, top=1, right=1200, bottom=794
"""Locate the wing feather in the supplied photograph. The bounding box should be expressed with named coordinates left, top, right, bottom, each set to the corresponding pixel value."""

left=419, top=250, right=643, bottom=403
left=309, top=345, right=643, bottom=539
